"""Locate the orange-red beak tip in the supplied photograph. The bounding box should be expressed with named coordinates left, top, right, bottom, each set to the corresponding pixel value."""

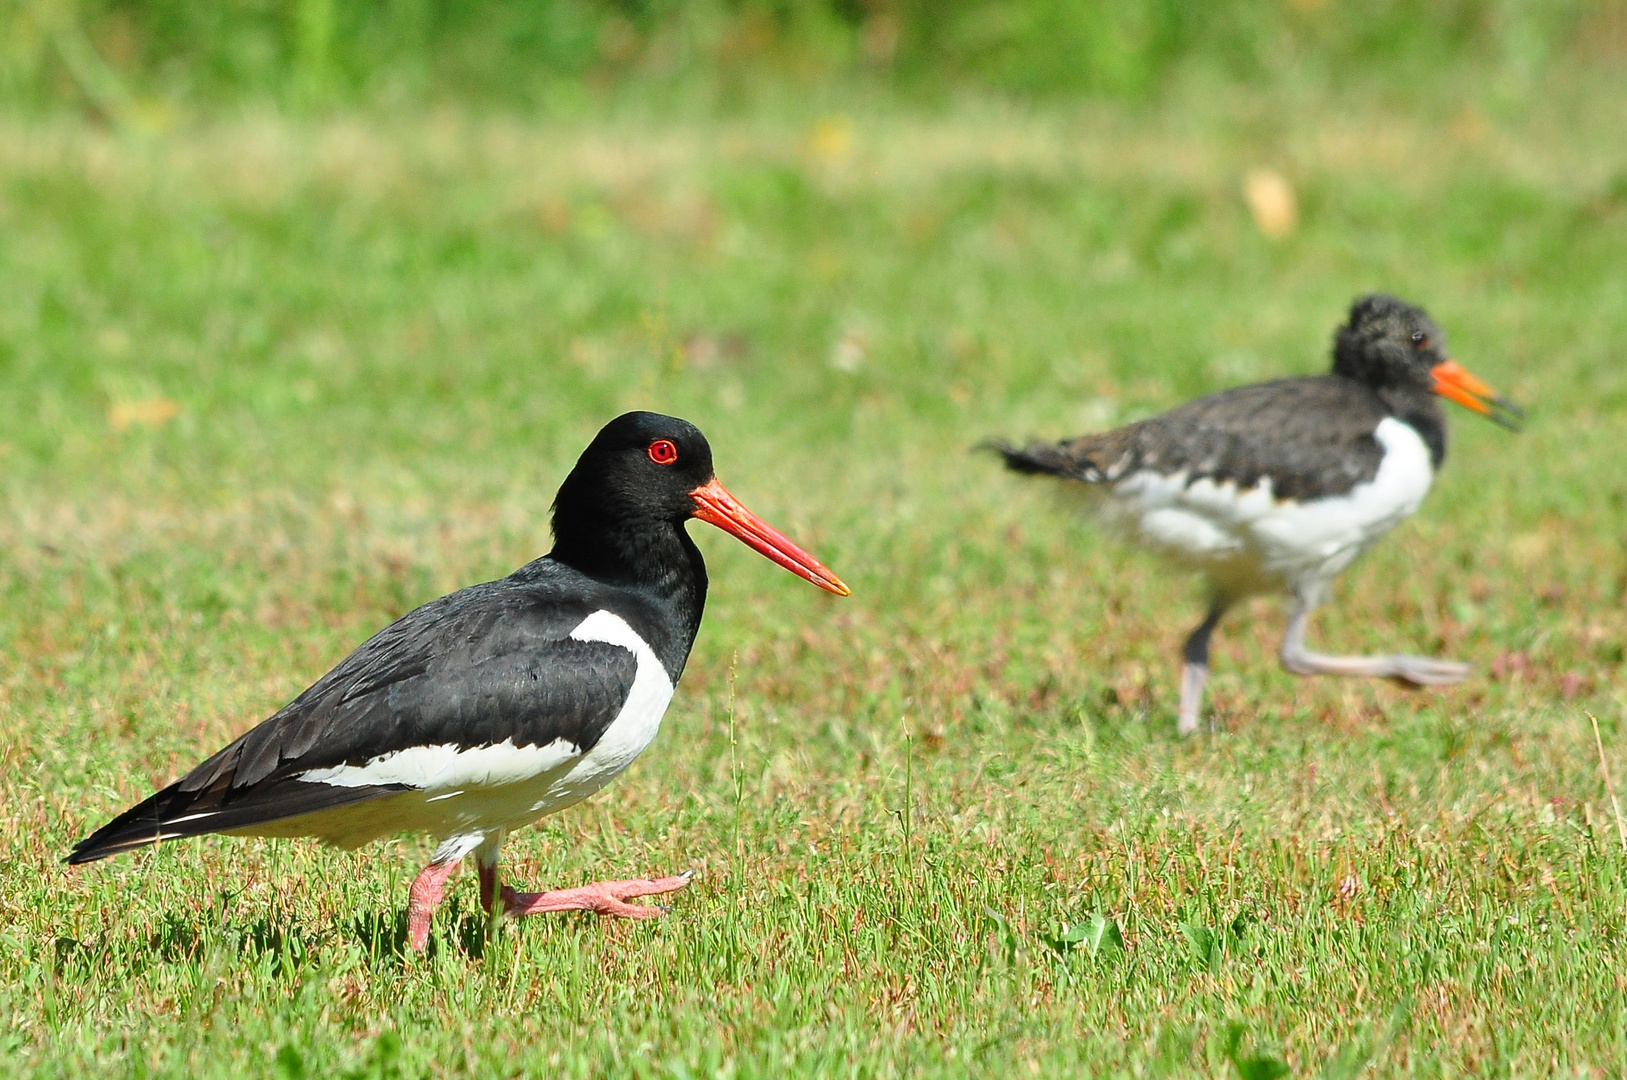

left=689, top=478, right=851, bottom=597
left=1430, top=360, right=1523, bottom=432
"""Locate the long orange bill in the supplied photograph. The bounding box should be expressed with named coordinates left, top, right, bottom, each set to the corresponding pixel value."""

left=689, top=477, right=851, bottom=596
left=1430, top=360, right=1524, bottom=431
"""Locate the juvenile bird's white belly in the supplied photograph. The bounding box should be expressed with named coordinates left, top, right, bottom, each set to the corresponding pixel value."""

left=1088, top=418, right=1435, bottom=596
left=275, top=610, right=675, bottom=849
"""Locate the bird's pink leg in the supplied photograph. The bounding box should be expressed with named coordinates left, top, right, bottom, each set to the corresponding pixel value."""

left=478, top=860, right=500, bottom=914
left=406, top=858, right=462, bottom=950
left=473, top=831, right=505, bottom=916
left=502, top=870, right=695, bottom=920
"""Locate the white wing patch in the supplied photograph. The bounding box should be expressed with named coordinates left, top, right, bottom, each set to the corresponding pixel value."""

left=297, top=736, right=583, bottom=791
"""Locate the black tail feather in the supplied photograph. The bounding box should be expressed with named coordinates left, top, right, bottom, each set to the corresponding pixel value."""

left=981, top=438, right=1085, bottom=478
left=66, top=779, right=405, bottom=864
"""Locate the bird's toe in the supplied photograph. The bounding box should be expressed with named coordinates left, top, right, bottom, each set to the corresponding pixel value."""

left=1390, top=657, right=1472, bottom=686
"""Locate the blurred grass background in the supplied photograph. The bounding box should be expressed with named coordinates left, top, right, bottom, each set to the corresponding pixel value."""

left=1, top=0, right=1619, bottom=114
left=3, top=2, right=1627, bottom=1078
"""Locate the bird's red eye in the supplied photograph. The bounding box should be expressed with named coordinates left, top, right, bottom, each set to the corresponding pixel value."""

left=648, top=439, right=679, bottom=465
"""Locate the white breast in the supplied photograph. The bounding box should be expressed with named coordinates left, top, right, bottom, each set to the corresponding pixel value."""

left=1248, top=418, right=1434, bottom=582
left=1091, top=417, right=1435, bottom=595
left=537, top=609, right=676, bottom=810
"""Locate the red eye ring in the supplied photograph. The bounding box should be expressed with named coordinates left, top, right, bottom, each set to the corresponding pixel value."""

left=648, top=439, right=679, bottom=465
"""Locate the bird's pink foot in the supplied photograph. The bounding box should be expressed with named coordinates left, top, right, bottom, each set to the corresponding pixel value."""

left=501, top=870, right=695, bottom=919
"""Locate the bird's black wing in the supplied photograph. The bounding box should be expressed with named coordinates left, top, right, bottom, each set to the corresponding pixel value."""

left=993, top=376, right=1395, bottom=501
left=67, top=568, right=642, bottom=863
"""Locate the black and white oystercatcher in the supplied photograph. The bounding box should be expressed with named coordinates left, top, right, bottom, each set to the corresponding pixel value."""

left=992, top=295, right=1520, bottom=736
left=68, top=412, right=848, bottom=948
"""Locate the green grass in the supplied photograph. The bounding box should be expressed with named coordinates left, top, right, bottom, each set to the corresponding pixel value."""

left=3, top=71, right=1627, bottom=1077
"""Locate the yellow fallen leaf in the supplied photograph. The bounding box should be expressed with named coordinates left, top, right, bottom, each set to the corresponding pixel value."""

left=808, top=117, right=853, bottom=164
left=1244, top=168, right=1298, bottom=239
left=1449, top=105, right=1489, bottom=144
left=831, top=328, right=866, bottom=372
left=108, top=398, right=181, bottom=432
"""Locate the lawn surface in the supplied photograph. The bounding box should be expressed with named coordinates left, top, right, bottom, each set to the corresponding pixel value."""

left=2, top=74, right=1627, bottom=1077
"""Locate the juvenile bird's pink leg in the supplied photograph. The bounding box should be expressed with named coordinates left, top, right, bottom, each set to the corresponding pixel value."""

left=1279, top=602, right=1470, bottom=685
left=1177, top=600, right=1229, bottom=737
left=502, top=871, right=695, bottom=919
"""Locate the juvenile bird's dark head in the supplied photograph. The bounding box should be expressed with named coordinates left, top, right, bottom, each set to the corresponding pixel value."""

left=1332, top=294, right=1522, bottom=429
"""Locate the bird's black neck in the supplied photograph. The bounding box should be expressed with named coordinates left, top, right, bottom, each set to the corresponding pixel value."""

left=548, top=507, right=709, bottom=661
left=1375, top=383, right=1448, bottom=468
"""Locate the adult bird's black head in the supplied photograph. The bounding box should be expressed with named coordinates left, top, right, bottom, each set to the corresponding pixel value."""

left=1334, top=294, right=1523, bottom=431
left=549, top=411, right=850, bottom=597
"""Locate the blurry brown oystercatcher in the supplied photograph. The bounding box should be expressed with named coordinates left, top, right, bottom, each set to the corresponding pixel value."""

left=991, top=294, right=1520, bottom=736
left=69, top=412, right=849, bottom=948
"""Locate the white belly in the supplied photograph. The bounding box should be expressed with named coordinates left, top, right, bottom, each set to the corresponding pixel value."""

left=1091, top=417, right=1435, bottom=596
